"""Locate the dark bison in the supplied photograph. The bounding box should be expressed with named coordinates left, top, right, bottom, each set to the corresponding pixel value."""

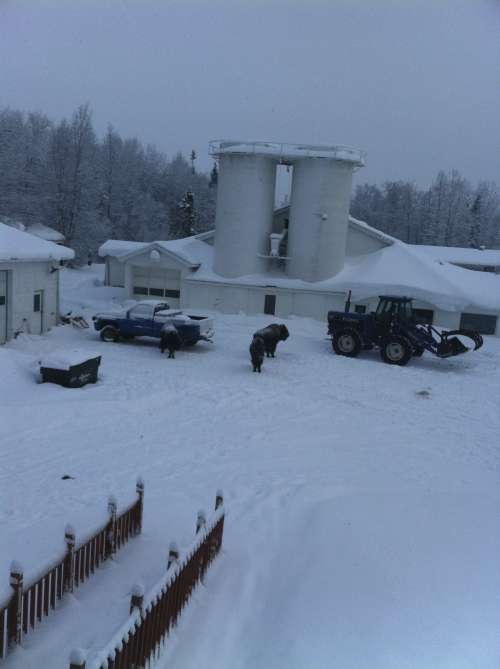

left=249, top=335, right=265, bottom=373
left=253, top=324, right=289, bottom=358
left=160, top=324, right=182, bottom=358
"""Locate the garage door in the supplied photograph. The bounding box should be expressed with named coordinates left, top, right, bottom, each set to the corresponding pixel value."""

left=132, top=267, right=181, bottom=307
left=460, top=312, right=497, bottom=335
left=0, top=271, right=7, bottom=344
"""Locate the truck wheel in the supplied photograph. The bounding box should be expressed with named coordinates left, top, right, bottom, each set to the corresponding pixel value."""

left=332, top=329, right=362, bottom=357
left=100, top=325, right=119, bottom=342
left=380, top=335, right=412, bottom=366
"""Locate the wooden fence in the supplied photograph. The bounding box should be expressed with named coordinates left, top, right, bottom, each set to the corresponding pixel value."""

left=72, top=492, right=225, bottom=669
left=0, top=478, right=144, bottom=662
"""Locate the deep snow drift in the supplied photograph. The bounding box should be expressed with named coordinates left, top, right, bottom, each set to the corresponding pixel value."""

left=0, top=265, right=499, bottom=668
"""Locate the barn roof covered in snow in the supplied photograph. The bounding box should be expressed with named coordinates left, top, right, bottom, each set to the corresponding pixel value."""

left=188, top=239, right=500, bottom=313
left=26, top=223, right=65, bottom=243
left=0, top=223, right=74, bottom=262
left=413, top=245, right=500, bottom=267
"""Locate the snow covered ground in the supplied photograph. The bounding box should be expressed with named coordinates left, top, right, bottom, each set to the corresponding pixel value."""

left=1, top=265, right=500, bottom=668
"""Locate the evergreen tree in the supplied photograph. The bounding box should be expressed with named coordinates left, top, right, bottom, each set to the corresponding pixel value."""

left=209, top=162, right=218, bottom=188
left=190, top=149, right=196, bottom=174
left=170, top=189, right=195, bottom=239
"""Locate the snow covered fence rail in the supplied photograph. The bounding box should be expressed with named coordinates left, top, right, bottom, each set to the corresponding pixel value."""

left=72, top=492, right=225, bottom=669
left=0, top=478, right=145, bottom=662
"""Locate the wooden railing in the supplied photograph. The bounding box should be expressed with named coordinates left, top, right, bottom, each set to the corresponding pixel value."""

left=71, top=492, right=225, bottom=669
left=0, top=478, right=144, bottom=662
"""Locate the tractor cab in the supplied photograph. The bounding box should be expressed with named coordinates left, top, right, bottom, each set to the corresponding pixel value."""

left=375, top=296, right=414, bottom=322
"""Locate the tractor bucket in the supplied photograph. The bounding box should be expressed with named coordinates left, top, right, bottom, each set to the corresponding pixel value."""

left=437, top=329, right=484, bottom=357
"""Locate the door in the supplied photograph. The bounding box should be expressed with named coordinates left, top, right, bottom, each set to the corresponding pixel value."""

left=264, top=294, right=276, bottom=315
left=33, top=290, right=43, bottom=334
left=127, top=303, right=155, bottom=336
left=0, top=272, right=7, bottom=344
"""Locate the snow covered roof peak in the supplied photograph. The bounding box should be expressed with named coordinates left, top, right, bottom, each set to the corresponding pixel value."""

left=0, top=223, right=74, bottom=262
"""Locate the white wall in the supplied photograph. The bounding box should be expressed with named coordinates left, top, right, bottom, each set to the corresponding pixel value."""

left=183, top=279, right=500, bottom=337
left=106, top=257, right=125, bottom=287
left=183, top=279, right=345, bottom=321
left=345, top=226, right=387, bottom=257
left=0, top=261, right=59, bottom=341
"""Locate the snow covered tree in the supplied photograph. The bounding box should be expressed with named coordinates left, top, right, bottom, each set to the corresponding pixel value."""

left=468, top=194, right=482, bottom=248
left=170, top=189, right=195, bottom=239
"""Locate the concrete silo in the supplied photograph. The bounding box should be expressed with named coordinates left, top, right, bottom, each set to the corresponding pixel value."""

left=210, top=142, right=277, bottom=278
left=286, top=156, right=362, bottom=282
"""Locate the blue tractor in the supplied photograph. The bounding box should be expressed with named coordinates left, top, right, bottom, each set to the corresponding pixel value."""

left=327, top=294, right=483, bottom=366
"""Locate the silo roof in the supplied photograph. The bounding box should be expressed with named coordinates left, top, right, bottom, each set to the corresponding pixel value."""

left=209, top=140, right=366, bottom=166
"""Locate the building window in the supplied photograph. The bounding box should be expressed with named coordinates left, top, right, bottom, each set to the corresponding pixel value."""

left=354, top=305, right=366, bottom=314
left=33, top=293, right=41, bottom=312
left=264, top=294, right=276, bottom=315
left=413, top=308, right=434, bottom=324
left=0, top=296, right=5, bottom=306
left=164, top=289, right=180, bottom=299
left=149, top=287, right=164, bottom=297
left=460, top=313, right=497, bottom=335
left=133, top=286, right=148, bottom=295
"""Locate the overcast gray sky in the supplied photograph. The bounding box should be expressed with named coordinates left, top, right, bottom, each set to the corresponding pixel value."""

left=0, top=0, right=499, bottom=187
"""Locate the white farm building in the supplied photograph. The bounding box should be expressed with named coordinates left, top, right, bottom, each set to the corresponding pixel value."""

left=0, top=223, right=74, bottom=343
left=99, top=140, right=500, bottom=336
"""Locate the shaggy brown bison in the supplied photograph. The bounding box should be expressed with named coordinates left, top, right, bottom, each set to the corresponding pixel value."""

left=253, top=324, right=289, bottom=357
left=249, top=335, right=265, bottom=373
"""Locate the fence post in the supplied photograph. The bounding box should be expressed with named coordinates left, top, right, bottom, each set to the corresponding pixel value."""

left=136, top=477, right=144, bottom=534
left=64, top=524, right=76, bottom=593
left=9, top=562, right=23, bottom=646
left=130, top=583, right=144, bottom=614
left=69, top=648, right=86, bottom=669
left=196, top=510, right=206, bottom=534
left=106, top=495, right=117, bottom=557
left=215, top=490, right=224, bottom=510
left=167, top=542, right=179, bottom=570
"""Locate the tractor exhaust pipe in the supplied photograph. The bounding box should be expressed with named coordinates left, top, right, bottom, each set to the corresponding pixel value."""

left=344, top=290, right=352, bottom=314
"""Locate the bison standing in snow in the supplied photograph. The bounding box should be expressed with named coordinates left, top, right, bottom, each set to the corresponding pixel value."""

left=249, top=335, right=265, bottom=373
left=160, top=324, right=182, bottom=359
left=253, top=324, right=289, bottom=358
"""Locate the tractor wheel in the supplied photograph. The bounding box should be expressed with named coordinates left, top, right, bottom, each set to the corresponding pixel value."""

left=100, top=325, right=120, bottom=342
left=380, top=335, right=412, bottom=366
left=332, top=329, right=362, bottom=358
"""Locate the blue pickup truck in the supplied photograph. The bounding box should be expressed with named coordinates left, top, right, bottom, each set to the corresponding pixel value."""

left=92, top=300, right=214, bottom=346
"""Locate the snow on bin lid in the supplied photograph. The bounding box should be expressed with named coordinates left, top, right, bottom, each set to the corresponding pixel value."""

left=40, top=350, right=101, bottom=371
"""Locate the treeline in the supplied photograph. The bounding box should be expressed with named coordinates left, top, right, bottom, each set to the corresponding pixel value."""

left=0, top=104, right=217, bottom=258
left=351, top=172, right=500, bottom=248
left=2, top=103, right=498, bottom=257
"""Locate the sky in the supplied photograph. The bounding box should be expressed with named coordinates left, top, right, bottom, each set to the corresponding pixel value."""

left=0, top=0, right=499, bottom=188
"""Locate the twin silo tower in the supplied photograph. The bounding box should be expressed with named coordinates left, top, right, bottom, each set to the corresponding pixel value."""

left=210, top=140, right=365, bottom=282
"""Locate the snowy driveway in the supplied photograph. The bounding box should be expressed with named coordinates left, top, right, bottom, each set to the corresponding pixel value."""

left=1, top=269, right=499, bottom=668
